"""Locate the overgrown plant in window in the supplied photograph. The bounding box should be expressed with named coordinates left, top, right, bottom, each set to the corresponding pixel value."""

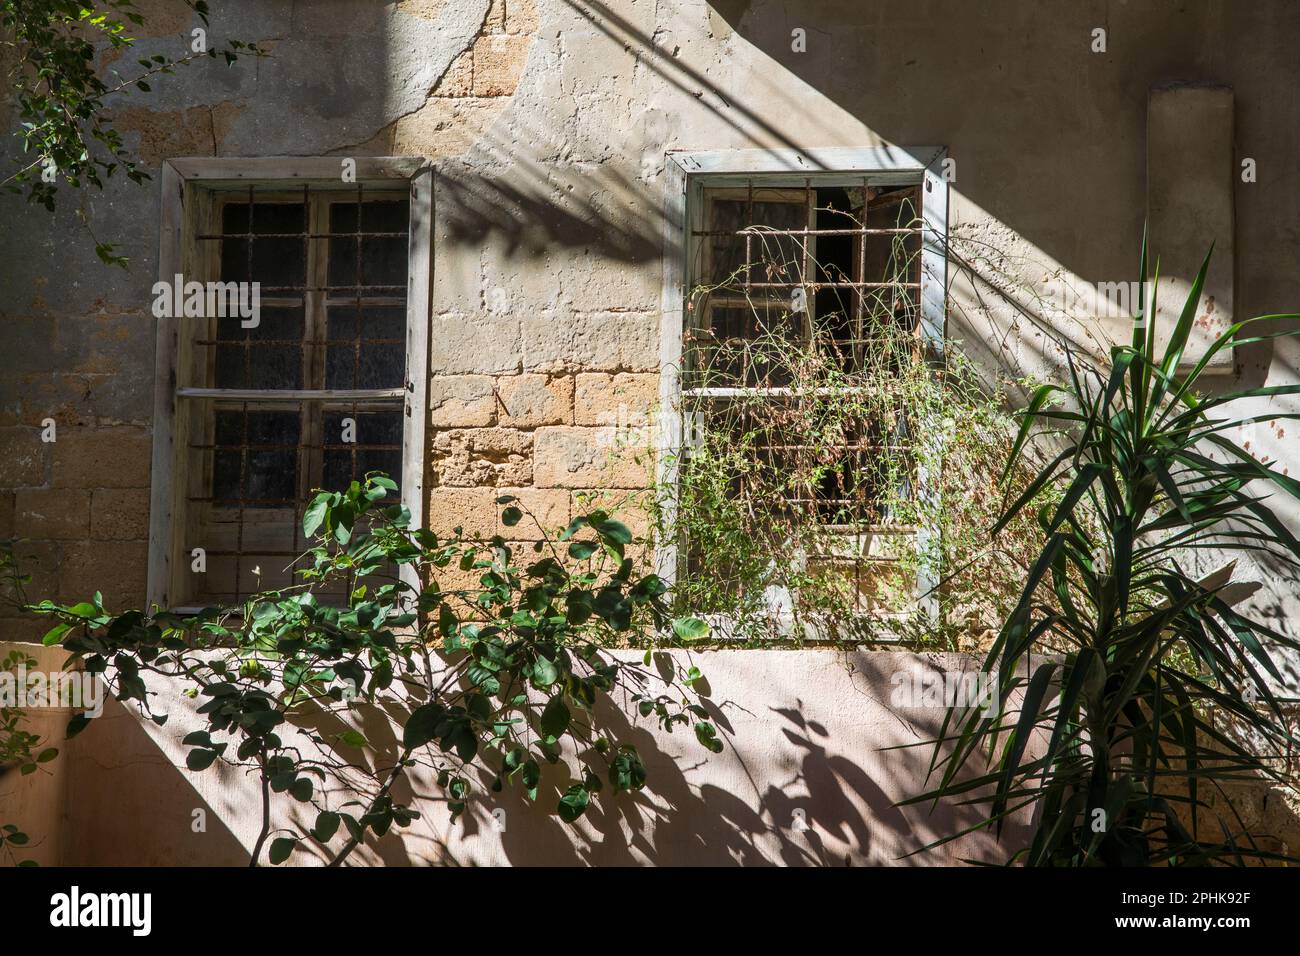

left=912, top=244, right=1300, bottom=865
left=28, top=475, right=720, bottom=866
left=660, top=182, right=1050, bottom=647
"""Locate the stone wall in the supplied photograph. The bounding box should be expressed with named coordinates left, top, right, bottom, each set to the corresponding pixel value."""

left=4, top=0, right=1297, bottom=632
left=4, top=0, right=1300, bottom=863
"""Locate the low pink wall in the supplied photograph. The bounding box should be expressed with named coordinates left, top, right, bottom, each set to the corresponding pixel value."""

left=14, top=648, right=1029, bottom=866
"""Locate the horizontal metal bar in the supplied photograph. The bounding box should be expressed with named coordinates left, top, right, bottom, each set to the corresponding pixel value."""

left=324, top=297, right=407, bottom=308
left=192, top=501, right=298, bottom=509
left=692, top=227, right=920, bottom=237
left=735, top=444, right=909, bottom=451
left=183, top=550, right=306, bottom=557
left=716, top=281, right=920, bottom=290
left=196, top=502, right=394, bottom=512
left=197, top=232, right=410, bottom=240
left=197, top=339, right=405, bottom=346
left=177, top=388, right=404, bottom=401
left=243, top=285, right=408, bottom=294
left=197, top=297, right=406, bottom=311
left=189, top=444, right=402, bottom=452
left=682, top=387, right=909, bottom=398
left=817, top=524, right=919, bottom=535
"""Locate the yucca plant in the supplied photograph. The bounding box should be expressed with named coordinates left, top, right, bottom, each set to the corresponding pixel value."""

left=911, top=239, right=1300, bottom=865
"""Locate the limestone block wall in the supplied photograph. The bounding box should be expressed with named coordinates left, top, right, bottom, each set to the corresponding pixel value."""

left=1, top=0, right=1295, bottom=636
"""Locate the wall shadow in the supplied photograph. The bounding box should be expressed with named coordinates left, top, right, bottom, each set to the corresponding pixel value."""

left=61, top=695, right=250, bottom=866
left=413, top=651, right=1032, bottom=867
left=692, top=0, right=1300, bottom=390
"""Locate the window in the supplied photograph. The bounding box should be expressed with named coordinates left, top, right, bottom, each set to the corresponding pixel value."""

left=660, top=149, right=947, bottom=634
left=148, top=159, right=431, bottom=610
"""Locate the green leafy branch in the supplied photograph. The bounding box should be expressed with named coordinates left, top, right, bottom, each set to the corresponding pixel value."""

left=30, top=473, right=720, bottom=866
left=1, top=0, right=266, bottom=265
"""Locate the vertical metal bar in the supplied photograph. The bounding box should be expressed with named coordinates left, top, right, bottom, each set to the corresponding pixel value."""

left=291, top=184, right=309, bottom=571
left=802, top=177, right=813, bottom=347
left=234, top=187, right=256, bottom=602
left=855, top=179, right=870, bottom=596
left=744, top=179, right=753, bottom=297
left=305, top=189, right=329, bottom=504
left=235, top=401, right=248, bottom=602
left=742, top=179, right=753, bottom=386
left=854, top=542, right=863, bottom=614
left=857, top=176, right=868, bottom=370
left=352, top=182, right=363, bottom=485
left=352, top=195, right=363, bottom=394
left=802, top=179, right=816, bottom=522
left=244, top=185, right=254, bottom=389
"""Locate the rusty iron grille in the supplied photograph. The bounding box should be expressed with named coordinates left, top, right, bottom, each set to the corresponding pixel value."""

left=181, top=183, right=409, bottom=603
left=682, top=177, right=925, bottom=613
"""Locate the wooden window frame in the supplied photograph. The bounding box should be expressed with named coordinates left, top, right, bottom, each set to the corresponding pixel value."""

left=658, top=147, right=949, bottom=637
left=148, top=157, right=432, bottom=611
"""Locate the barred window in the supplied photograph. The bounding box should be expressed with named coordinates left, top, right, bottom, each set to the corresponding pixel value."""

left=150, top=161, right=431, bottom=611
left=679, top=174, right=929, bottom=623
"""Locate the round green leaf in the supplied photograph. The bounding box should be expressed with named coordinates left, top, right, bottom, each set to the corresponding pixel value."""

left=540, top=695, right=570, bottom=741
left=268, top=837, right=298, bottom=865
left=302, top=495, right=330, bottom=538
left=532, top=655, right=559, bottom=688
left=557, top=783, right=590, bottom=823
left=186, top=748, right=219, bottom=771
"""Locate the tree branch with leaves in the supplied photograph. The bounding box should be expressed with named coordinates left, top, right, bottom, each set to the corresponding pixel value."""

left=1, top=0, right=264, bottom=265
left=29, top=475, right=722, bottom=866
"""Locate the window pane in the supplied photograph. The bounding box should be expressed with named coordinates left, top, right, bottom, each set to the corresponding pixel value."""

left=862, top=184, right=923, bottom=332
left=690, top=303, right=800, bottom=388
left=691, top=181, right=926, bottom=387
left=220, top=202, right=307, bottom=288
left=211, top=409, right=300, bottom=506
left=321, top=409, right=402, bottom=496
left=706, top=196, right=808, bottom=286
left=328, top=200, right=410, bottom=291
left=325, top=303, right=405, bottom=341
left=213, top=304, right=304, bottom=342
left=324, top=305, right=406, bottom=389
left=212, top=306, right=304, bottom=389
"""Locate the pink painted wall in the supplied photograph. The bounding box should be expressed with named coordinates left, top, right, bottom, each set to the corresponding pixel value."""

left=28, top=649, right=1029, bottom=866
